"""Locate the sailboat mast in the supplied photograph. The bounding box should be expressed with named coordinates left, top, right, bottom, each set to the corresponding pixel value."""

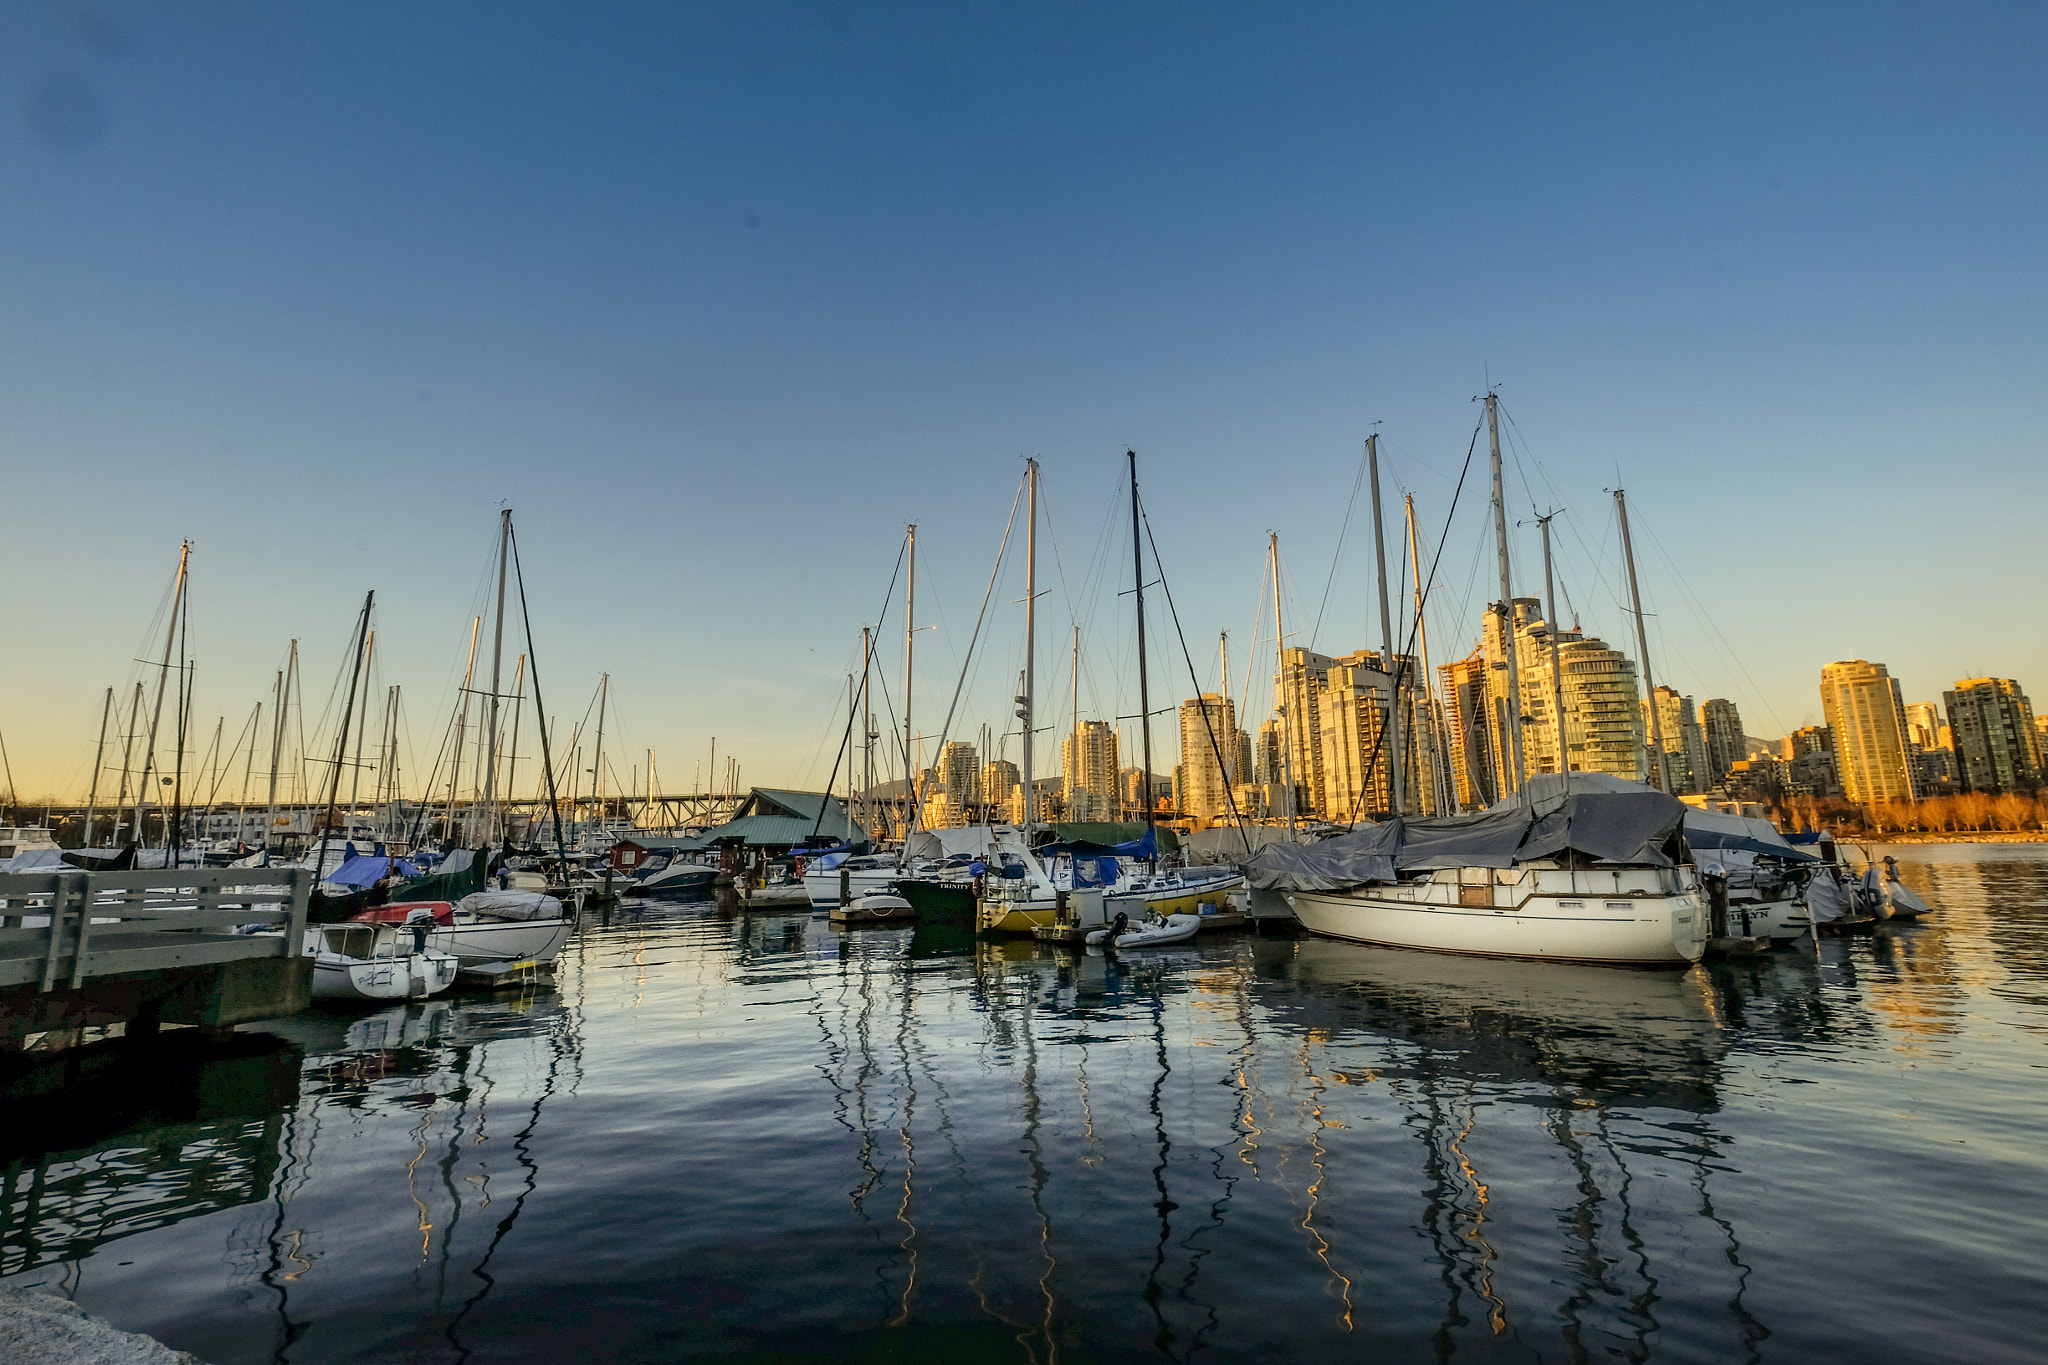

left=1615, top=488, right=1668, bottom=791
left=860, top=626, right=874, bottom=839
left=138, top=541, right=191, bottom=850
left=1537, top=511, right=1569, bottom=775
left=1367, top=433, right=1403, bottom=816
left=345, top=631, right=374, bottom=837
left=1070, top=624, right=1081, bottom=817
left=504, top=655, right=526, bottom=826
left=1128, top=451, right=1156, bottom=861
left=1485, top=394, right=1526, bottom=795
left=1271, top=532, right=1295, bottom=833
left=592, top=672, right=609, bottom=826
left=902, top=524, right=916, bottom=844
left=1021, top=462, right=1038, bottom=828
left=83, top=687, right=112, bottom=850
left=265, top=648, right=292, bottom=856
left=314, top=591, right=374, bottom=885
left=448, top=616, right=479, bottom=843
left=239, top=700, right=261, bottom=823
left=1406, top=495, right=1448, bottom=816
left=483, top=508, right=511, bottom=843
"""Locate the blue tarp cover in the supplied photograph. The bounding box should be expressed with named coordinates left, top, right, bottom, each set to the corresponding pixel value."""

left=327, top=853, right=425, bottom=888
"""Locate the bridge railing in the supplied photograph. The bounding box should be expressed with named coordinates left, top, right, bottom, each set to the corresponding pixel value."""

left=0, top=867, right=311, bottom=993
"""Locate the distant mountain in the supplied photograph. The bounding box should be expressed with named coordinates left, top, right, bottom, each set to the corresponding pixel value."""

left=1743, top=735, right=1780, bottom=759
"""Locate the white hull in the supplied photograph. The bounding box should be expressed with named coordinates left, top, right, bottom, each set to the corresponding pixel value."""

left=429, top=917, right=573, bottom=967
left=310, top=950, right=459, bottom=1000
left=1087, top=913, right=1202, bottom=948
left=1287, top=865, right=1705, bottom=967
left=803, top=866, right=903, bottom=907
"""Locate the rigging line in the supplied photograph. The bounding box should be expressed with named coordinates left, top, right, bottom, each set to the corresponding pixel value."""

left=918, top=477, right=1025, bottom=819
left=1309, top=441, right=1374, bottom=654
left=508, top=522, right=571, bottom=865
left=1138, top=502, right=1253, bottom=856
left=1339, top=419, right=1481, bottom=830
left=1634, top=511, right=1790, bottom=736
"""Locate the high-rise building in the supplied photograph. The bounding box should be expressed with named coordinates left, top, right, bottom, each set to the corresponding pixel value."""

left=1441, top=652, right=1496, bottom=810
left=1944, top=678, right=2040, bottom=794
left=1642, top=687, right=1709, bottom=794
left=1471, top=600, right=1646, bottom=795
left=1315, top=659, right=1394, bottom=822
left=1819, top=661, right=1916, bottom=804
left=1060, top=720, right=1120, bottom=822
left=1274, top=647, right=1336, bottom=817
left=1904, top=702, right=1945, bottom=753
left=981, top=759, right=1020, bottom=813
left=935, top=742, right=979, bottom=819
left=1177, top=694, right=1244, bottom=825
left=1701, top=699, right=1745, bottom=788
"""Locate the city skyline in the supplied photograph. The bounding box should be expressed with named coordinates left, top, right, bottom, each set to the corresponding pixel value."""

left=3, top=5, right=2045, bottom=800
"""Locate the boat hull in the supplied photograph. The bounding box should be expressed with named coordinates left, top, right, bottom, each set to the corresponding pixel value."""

left=1286, top=883, right=1705, bottom=967
left=428, top=917, right=573, bottom=967
left=310, top=951, right=459, bottom=1000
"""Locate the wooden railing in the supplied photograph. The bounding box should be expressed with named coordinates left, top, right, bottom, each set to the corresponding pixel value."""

left=0, top=868, right=310, bottom=993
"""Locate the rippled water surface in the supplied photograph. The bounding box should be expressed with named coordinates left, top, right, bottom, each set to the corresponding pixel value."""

left=6, top=844, right=2047, bottom=1363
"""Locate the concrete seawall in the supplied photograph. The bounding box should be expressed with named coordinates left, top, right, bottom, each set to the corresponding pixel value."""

left=0, top=1287, right=206, bottom=1365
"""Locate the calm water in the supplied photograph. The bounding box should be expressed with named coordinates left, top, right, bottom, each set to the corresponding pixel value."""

left=5, top=844, right=2047, bottom=1364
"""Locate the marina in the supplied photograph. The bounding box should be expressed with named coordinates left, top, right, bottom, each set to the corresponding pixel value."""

left=1, top=845, right=2043, bottom=1362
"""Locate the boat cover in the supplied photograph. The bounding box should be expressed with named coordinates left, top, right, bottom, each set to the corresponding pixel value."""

left=1244, top=789, right=1688, bottom=892
left=326, top=853, right=427, bottom=889
left=1681, top=807, right=1816, bottom=861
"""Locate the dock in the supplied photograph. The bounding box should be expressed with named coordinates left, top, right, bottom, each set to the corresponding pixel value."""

left=0, top=868, right=313, bottom=1053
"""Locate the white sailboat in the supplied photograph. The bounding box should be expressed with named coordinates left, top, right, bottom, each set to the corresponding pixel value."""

left=1256, top=400, right=1705, bottom=968
left=306, top=916, right=460, bottom=1001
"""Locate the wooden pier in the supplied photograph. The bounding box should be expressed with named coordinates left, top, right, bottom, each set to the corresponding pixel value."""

left=0, top=869, right=312, bottom=1053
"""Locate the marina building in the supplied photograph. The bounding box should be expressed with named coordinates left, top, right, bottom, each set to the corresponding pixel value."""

left=1943, top=678, right=2041, bottom=794
left=1819, top=660, right=1917, bottom=804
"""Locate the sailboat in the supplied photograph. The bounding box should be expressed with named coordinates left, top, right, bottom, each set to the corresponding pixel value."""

left=978, top=453, right=1243, bottom=936
left=1253, top=400, right=1707, bottom=968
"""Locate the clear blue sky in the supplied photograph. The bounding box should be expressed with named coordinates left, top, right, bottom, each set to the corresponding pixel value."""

left=3, top=2, right=2043, bottom=802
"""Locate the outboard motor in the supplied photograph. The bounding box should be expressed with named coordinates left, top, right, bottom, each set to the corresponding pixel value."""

left=405, top=907, right=435, bottom=955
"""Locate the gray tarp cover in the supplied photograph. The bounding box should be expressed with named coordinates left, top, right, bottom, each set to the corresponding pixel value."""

left=1243, top=789, right=1687, bottom=892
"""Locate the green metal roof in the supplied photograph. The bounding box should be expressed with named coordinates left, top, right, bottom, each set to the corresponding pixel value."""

left=688, top=790, right=867, bottom=849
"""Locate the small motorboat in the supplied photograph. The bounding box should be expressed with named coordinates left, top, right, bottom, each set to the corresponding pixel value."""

left=1086, top=911, right=1203, bottom=949
left=306, top=912, right=460, bottom=1001
left=829, top=893, right=917, bottom=926
left=349, top=892, right=573, bottom=970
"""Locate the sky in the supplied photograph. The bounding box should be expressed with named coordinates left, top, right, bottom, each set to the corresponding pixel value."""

left=1, top=2, right=2043, bottom=805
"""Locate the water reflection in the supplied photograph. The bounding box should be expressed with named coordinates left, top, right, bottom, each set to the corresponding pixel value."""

left=3, top=850, right=2045, bottom=1365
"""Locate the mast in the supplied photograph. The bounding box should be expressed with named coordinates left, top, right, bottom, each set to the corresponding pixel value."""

left=313, top=591, right=374, bottom=886
left=1070, top=624, right=1080, bottom=818
left=591, top=672, right=609, bottom=827
left=1271, top=532, right=1296, bottom=833
left=1219, top=631, right=1232, bottom=790
left=239, top=700, right=261, bottom=840
left=860, top=626, right=874, bottom=840
left=137, top=541, right=191, bottom=850
left=83, top=687, right=112, bottom=850
left=1406, top=495, right=1449, bottom=816
left=114, top=683, right=142, bottom=846
left=503, top=655, right=526, bottom=830
left=1615, top=489, right=1668, bottom=791
left=264, top=649, right=292, bottom=856
left=903, top=524, right=916, bottom=844
left=1021, top=463, right=1038, bottom=828
left=345, top=631, right=374, bottom=840
left=483, top=508, right=512, bottom=844
left=448, top=616, right=480, bottom=844
left=1537, top=511, right=1569, bottom=775
left=1485, top=394, right=1526, bottom=795
left=1129, top=451, right=1156, bottom=862
left=1367, top=433, right=1402, bottom=816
